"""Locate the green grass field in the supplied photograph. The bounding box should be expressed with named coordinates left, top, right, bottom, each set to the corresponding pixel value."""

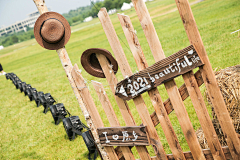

left=0, top=0, right=239, bottom=159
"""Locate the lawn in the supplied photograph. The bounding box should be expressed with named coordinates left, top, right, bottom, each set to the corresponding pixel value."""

left=0, top=0, right=239, bottom=159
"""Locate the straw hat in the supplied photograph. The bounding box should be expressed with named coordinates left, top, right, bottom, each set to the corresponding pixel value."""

left=34, top=12, right=71, bottom=50
left=81, top=48, right=118, bottom=78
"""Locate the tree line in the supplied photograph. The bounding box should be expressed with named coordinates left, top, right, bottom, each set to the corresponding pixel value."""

left=63, top=0, right=131, bottom=25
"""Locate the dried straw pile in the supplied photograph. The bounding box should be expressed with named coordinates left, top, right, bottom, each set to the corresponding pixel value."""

left=198, top=65, right=240, bottom=148
left=196, top=127, right=209, bottom=149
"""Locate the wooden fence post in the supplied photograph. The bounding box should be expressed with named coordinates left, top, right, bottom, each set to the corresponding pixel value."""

left=118, top=14, right=186, bottom=160
left=175, top=0, right=240, bottom=159
left=95, top=53, right=151, bottom=160
left=32, top=1, right=110, bottom=159
left=71, top=64, right=119, bottom=160
left=127, top=0, right=225, bottom=158
left=92, top=81, right=136, bottom=160
left=131, top=0, right=205, bottom=159
left=98, top=8, right=168, bottom=160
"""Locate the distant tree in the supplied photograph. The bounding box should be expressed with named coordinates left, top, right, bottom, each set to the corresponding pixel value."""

left=104, top=0, right=114, bottom=10
left=89, top=2, right=103, bottom=17
left=67, top=19, right=73, bottom=26
left=11, top=35, right=18, bottom=43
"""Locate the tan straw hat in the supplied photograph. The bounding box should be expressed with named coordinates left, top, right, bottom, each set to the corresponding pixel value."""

left=81, top=48, right=118, bottom=78
left=34, top=12, right=71, bottom=50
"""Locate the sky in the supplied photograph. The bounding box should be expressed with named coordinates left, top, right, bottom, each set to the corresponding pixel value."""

left=0, top=0, right=91, bottom=27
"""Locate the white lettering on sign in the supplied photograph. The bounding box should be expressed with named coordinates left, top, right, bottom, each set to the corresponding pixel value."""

left=117, top=49, right=201, bottom=98
left=102, top=132, right=110, bottom=143
left=132, top=131, right=138, bottom=141
left=102, top=131, right=138, bottom=143
left=122, top=131, right=130, bottom=141
left=112, top=135, right=119, bottom=140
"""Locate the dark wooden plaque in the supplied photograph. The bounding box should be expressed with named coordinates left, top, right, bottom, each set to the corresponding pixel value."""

left=115, top=45, right=204, bottom=100
left=97, top=126, right=149, bottom=146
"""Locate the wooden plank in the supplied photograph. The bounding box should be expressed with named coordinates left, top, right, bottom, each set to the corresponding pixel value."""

left=137, top=146, right=232, bottom=160
left=115, top=45, right=203, bottom=100
left=96, top=53, right=151, bottom=160
left=182, top=71, right=226, bottom=160
left=175, top=0, right=240, bottom=159
left=32, top=1, right=109, bottom=159
left=92, top=81, right=136, bottom=160
left=71, top=64, right=119, bottom=160
left=149, top=70, right=204, bottom=126
left=33, top=0, right=48, bottom=14
left=98, top=8, right=168, bottom=160
left=131, top=0, right=205, bottom=159
left=97, top=126, right=149, bottom=146
left=139, top=146, right=233, bottom=160
left=118, top=14, right=186, bottom=160
left=92, top=81, right=120, bottom=127
left=167, top=146, right=233, bottom=160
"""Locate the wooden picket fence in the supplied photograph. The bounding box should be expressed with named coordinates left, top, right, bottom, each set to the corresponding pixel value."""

left=33, top=0, right=240, bottom=159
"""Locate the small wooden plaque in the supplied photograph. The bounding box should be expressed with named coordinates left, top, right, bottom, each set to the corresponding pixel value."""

left=97, top=126, right=149, bottom=146
left=115, top=45, right=204, bottom=100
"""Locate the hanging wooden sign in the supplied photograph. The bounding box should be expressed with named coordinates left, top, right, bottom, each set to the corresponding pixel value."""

left=97, top=126, right=149, bottom=146
left=115, top=45, right=204, bottom=100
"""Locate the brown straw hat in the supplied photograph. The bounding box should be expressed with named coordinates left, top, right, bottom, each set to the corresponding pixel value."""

left=34, top=12, right=71, bottom=50
left=81, top=48, right=118, bottom=78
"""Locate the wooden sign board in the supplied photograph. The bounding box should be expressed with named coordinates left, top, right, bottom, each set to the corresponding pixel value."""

left=97, top=126, right=149, bottom=146
left=115, top=45, right=204, bottom=100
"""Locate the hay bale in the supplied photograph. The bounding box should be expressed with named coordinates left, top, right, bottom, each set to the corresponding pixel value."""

left=205, top=65, right=240, bottom=146
left=196, top=127, right=209, bottom=149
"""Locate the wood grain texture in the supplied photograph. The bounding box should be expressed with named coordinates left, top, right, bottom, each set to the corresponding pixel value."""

left=131, top=0, right=205, bottom=159
left=118, top=14, right=186, bottom=160
left=33, top=1, right=109, bottom=159
left=182, top=71, right=226, bottom=160
left=71, top=64, right=118, bottom=160
left=98, top=126, right=149, bottom=146
left=98, top=8, right=168, bottom=160
left=167, top=146, right=232, bottom=160
left=92, top=81, right=136, bottom=160
left=92, top=81, right=120, bottom=127
left=137, top=146, right=232, bottom=160
left=137, top=147, right=232, bottom=160
left=96, top=53, right=151, bottom=160
left=33, top=0, right=48, bottom=14
left=115, top=45, right=203, bottom=100
left=175, top=0, right=240, bottom=159
left=149, top=70, right=204, bottom=126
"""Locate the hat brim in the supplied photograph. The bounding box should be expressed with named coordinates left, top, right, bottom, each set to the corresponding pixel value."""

left=34, top=12, right=71, bottom=50
left=81, top=48, right=118, bottom=78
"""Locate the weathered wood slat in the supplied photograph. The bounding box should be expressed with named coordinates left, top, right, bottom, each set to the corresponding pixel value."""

left=118, top=14, right=186, bottom=160
left=95, top=53, right=151, bottom=160
left=167, top=146, right=232, bottom=160
left=182, top=71, right=226, bottom=160
left=138, top=146, right=232, bottom=160
left=149, top=70, right=203, bottom=126
left=92, top=81, right=120, bottom=127
left=92, top=81, right=136, bottom=160
left=131, top=0, right=205, bottom=159
left=97, top=126, right=149, bottom=146
left=98, top=8, right=168, bottom=160
left=175, top=0, right=240, bottom=159
left=115, top=45, right=203, bottom=100
left=71, top=64, right=118, bottom=159
left=33, top=1, right=110, bottom=159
